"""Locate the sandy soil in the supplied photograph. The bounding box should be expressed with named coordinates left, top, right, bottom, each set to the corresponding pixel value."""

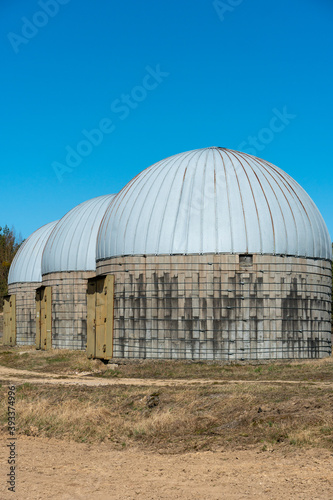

left=0, top=365, right=332, bottom=388
left=0, top=437, right=332, bottom=500
left=1, top=365, right=333, bottom=499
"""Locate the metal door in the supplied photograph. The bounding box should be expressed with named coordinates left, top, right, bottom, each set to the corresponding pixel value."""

left=86, top=279, right=97, bottom=357
left=35, top=288, right=42, bottom=348
left=87, top=275, right=114, bottom=359
left=36, top=287, right=52, bottom=350
left=3, top=295, right=16, bottom=346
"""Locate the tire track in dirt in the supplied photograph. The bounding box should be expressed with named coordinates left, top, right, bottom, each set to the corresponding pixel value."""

left=0, top=365, right=332, bottom=387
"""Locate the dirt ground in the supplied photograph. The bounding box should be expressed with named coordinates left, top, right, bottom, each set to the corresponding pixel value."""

left=1, top=363, right=333, bottom=499
left=0, top=436, right=332, bottom=500
left=0, top=364, right=332, bottom=388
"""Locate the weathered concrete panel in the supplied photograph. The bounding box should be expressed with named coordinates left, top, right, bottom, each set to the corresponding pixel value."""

left=8, top=282, right=38, bottom=345
left=96, top=254, right=332, bottom=360
left=42, top=271, right=95, bottom=350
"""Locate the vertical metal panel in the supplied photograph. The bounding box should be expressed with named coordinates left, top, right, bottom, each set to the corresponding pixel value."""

left=3, top=296, right=11, bottom=345
left=11, top=295, right=16, bottom=346
left=3, top=295, right=16, bottom=346
left=86, top=275, right=114, bottom=359
left=45, top=287, right=52, bottom=350
left=35, top=288, right=42, bottom=349
left=39, top=287, right=52, bottom=350
left=86, top=280, right=96, bottom=357
left=105, top=275, right=114, bottom=359
left=95, top=277, right=105, bottom=358
left=40, top=288, right=46, bottom=349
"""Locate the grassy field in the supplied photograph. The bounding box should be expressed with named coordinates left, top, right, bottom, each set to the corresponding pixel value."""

left=0, top=345, right=332, bottom=453
left=1, top=344, right=333, bottom=381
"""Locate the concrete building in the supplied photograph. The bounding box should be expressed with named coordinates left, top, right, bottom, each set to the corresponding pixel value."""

left=93, top=147, right=332, bottom=361
left=5, top=221, right=58, bottom=346
left=39, top=194, right=115, bottom=350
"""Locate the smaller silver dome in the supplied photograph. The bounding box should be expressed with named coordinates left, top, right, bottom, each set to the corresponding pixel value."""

left=8, top=221, right=58, bottom=284
left=42, top=194, right=116, bottom=274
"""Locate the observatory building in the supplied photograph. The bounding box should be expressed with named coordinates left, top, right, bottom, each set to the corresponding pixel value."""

left=39, top=194, right=115, bottom=350
left=5, top=147, right=332, bottom=360
left=93, top=147, right=332, bottom=360
left=5, top=221, right=58, bottom=346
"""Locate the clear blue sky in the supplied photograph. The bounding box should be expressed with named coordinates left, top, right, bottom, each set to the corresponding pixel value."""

left=1, top=0, right=332, bottom=240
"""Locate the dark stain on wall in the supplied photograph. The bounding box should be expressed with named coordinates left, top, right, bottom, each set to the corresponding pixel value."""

left=105, top=255, right=331, bottom=360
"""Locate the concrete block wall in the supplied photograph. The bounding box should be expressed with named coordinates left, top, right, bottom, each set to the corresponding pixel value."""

left=97, top=254, right=332, bottom=360
left=42, top=271, right=95, bottom=350
left=8, top=282, right=39, bottom=345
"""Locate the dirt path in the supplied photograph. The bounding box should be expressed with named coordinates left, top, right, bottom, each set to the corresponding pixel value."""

left=1, top=365, right=333, bottom=499
left=0, top=365, right=332, bottom=388
left=0, top=437, right=332, bottom=499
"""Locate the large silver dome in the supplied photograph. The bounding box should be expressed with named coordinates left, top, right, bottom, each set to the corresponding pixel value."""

left=97, top=148, right=331, bottom=260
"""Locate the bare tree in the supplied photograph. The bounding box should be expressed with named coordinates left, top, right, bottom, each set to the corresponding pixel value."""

left=0, top=226, right=22, bottom=311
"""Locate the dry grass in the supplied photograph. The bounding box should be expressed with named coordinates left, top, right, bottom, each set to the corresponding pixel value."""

left=0, top=345, right=106, bottom=374
left=1, top=344, right=333, bottom=381
left=0, top=344, right=332, bottom=453
left=0, top=380, right=332, bottom=453
left=101, top=356, right=333, bottom=382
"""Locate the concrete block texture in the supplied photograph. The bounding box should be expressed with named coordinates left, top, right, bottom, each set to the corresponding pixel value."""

left=42, top=271, right=95, bottom=350
left=96, top=254, right=332, bottom=360
left=8, top=282, right=39, bottom=345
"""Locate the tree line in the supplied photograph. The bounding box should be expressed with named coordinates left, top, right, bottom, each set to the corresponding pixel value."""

left=0, top=226, right=22, bottom=312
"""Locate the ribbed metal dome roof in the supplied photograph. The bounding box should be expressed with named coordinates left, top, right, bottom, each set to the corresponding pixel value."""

left=97, top=148, right=331, bottom=260
left=8, top=221, right=58, bottom=284
left=42, top=195, right=116, bottom=274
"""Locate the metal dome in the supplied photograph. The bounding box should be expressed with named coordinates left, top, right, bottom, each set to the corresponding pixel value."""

left=42, top=195, right=116, bottom=274
left=8, top=221, right=58, bottom=284
left=97, top=148, right=331, bottom=260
